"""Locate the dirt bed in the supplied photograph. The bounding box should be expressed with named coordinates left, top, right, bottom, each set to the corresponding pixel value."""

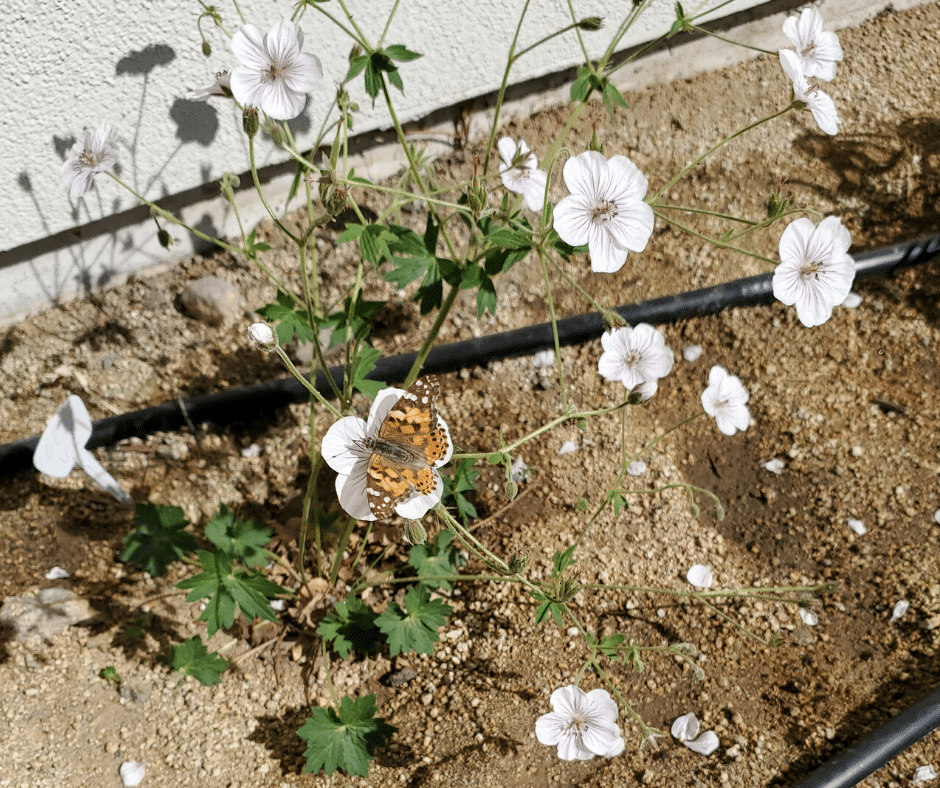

left=2, top=4, right=940, bottom=787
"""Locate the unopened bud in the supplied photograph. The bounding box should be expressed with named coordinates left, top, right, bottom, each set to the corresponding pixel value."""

left=404, top=520, right=428, bottom=545
left=578, top=16, right=604, bottom=31
left=202, top=40, right=212, bottom=57
left=265, top=122, right=285, bottom=148
left=766, top=191, right=791, bottom=220
left=507, top=549, right=529, bottom=574
left=157, top=228, right=172, bottom=248
left=504, top=480, right=518, bottom=500
left=588, top=125, right=603, bottom=154
left=249, top=322, right=277, bottom=348
left=243, top=106, right=259, bottom=138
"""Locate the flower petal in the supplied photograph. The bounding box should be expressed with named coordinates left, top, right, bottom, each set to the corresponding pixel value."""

left=321, top=416, right=368, bottom=476
left=671, top=712, right=700, bottom=741
left=685, top=731, right=720, bottom=755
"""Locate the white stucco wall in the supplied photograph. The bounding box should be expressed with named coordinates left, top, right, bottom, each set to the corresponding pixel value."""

left=0, top=0, right=921, bottom=322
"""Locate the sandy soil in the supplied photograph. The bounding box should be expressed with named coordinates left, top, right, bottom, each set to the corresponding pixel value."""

left=1, top=4, right=940, bottom=787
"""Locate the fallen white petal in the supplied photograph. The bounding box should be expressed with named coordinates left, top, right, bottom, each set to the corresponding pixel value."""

left=120, top=761, right=147, bottom=787
left=687, top=564, right=713, bottom=589
left=532, top=349, right=555, bottom=368
left=847, top=518, right=867, bottom=535
left=33, top=394, right=93, bottom=477
left=913, top=765, right=937, bottom=784
left=683, top=345, right=703, bottom=362
left=841, top=291, right=862, bottom=308
left=890, top=600, right=909, bottom=623
left=269, top=599, right=286, bottom=612
left=934, top=508, right=940, bottom=526
left=77, top=448, right=132, bottom=506
left=799, top=609, right=818, bottom=626
left=684, top=731, right=720, bottom=755
left=558, top=440, right=580, bottom=456
left=762, top=458, right=786, bottom=474
left=626, top=461, right=647, bottom=476
left=671, top=712, right=700, bottom=741
left=45, top=566, right=70, bottom=580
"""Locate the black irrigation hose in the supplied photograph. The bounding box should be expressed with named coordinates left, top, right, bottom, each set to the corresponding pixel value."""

left=789, top=684, right=940, bottom=788
left=1, top=232, right=939, bottom=786
left=2, top=232, right=938, bottom=479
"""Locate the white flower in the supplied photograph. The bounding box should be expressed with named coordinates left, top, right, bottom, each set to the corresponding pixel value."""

left=61, top=123, right=119, bottom=198
left=510, top=456, right=530, bottom=483
left=598, top=324, right=674, bottom=397
left=535, top=685, right=625, bottom=761
left=782, top=9, right=843, bottom=81
left=779, top=49, right=840, bottom=135
left=497, top=137, right=548, bottom=212
left=686, top=564, right=713, bottom=589
left=553, top=151, right=654, bottom=273
left=321, top=388, right=452, bottom=521
left=700, top=366, right=750, bottom=436
left=186, top=71, right=233, bottom=101
left=532, top=349, right=555, bottom=369
left=248, top=322, right=277, bottom=347
left=33, top=395, right=132, bottom=505
left=230, top=19, right=323, bottom=121
left=774, top=216, right=855, bottom=327
left=671, top=713, right=719, bottom=755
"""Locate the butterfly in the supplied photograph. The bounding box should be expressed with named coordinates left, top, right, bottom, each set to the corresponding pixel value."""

left=361, top=376, right=450, bottom=519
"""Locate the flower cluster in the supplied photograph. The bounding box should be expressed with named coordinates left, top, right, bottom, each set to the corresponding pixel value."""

left=779, top=8, right=843, bottom=135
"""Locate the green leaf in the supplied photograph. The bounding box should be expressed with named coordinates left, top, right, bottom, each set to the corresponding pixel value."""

left=336, top=223, right=364, bottom=243
left=459, top=264, right=483, bottom=290
left=298, top=694, right=397, bottom=777
left=597, top=633, right=626, bottom=659
left=170, top=636, right=228, bottom=686
left=611, top=490, right=628, bottom=516
left=384, top=44, right=422, bottom=62
left=602, top=82, right=630, bottom=116
left=256, top=290, right=315, bottom=345
left=376, top=585, right=452, bottom=656
left=408, top=530, right=468, bottom=591
left=99, top=665, right=121, bottom=685
left=318, top=597, right=380, bottom=658
left=351, top=346, right=385, bottom=398
left=441, top=458, right=480, bottom=525
left=121, top=503, right=196, bottom=577
left=345, top=54, right=370, bottom=82
left=570, top=74, right=591, bottom=103
left=386, top=67, right=404, bottom=93
left=204, top=505, right=272, bottom=568
left=476, top=273, right=497, bottom=318
left=176, top=550, right=284, bottom=636
left=552, top=544, right=578, bottom=575
left=363, top=62, right=381, bottom=100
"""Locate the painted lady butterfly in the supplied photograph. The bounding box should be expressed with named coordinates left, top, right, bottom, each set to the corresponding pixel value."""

left=362, top=376, right=450, bottom=519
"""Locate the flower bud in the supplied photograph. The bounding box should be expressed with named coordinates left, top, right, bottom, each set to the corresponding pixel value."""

left=249, top=322, right=277, bottom=348
left=504, top=480, right=518, bottom=500
left=404, top=520, right=428, bottom=545
left=508, top=549, right=529, bottom=574
left=578, top=16, right=604, bottom=31
left=202, top=40, right=212, bottom=57
left=588, top=125, right=603, bottom=154
left=157, top=228, right=172, bottom=248
left=243, top=106, right=259, bottom=138
left=265, top=122, right=285, bottom=148
left=766, top=191, right=791, bottom=220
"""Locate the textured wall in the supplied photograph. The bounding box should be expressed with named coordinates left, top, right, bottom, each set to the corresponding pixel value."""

left=4, top=0, right=759, bottom=253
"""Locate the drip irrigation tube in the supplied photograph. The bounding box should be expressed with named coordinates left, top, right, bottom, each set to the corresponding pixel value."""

left=1, top=233, right=939, bottom=786
left=1, top=233, right=938, bottom=478
left=789, top=684, right=940, bottom=788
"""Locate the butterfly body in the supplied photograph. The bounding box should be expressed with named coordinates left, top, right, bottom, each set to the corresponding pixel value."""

left=362, top=377, right=449, bottom=519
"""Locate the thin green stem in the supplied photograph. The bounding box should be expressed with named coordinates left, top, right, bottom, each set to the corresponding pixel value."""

left=274, top=346, right=342, bottom=419
left=248, top=137, right=300, bottom=244
left=653, top=210, right=778, bottom=266
left=454, top=401, right=630, bottom=461
left=688, top=24, right=776, bottom=56
left=333, top=0, right=372, bottom=49
left=403, top=283, right=460, bottom=388
left=649, top=105, right=793, bottom=203
left=377, top=0, right=402, bottom=48
left=537, top=250, right=569, bottom=410
left=328, top=516, right=357, bottom=586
